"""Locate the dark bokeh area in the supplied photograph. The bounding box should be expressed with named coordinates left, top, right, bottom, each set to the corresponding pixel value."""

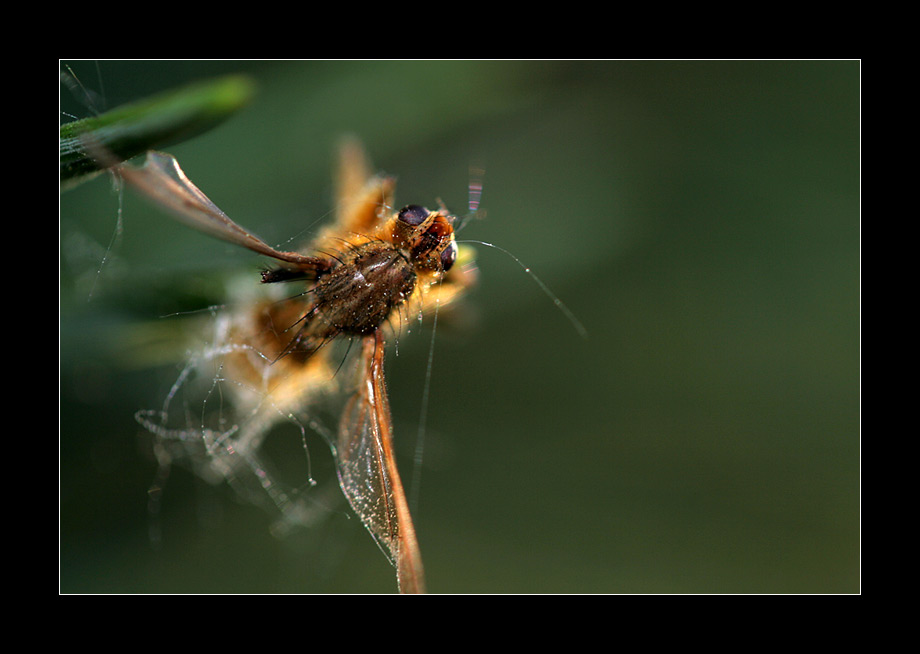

left=60, top=60, right=859, bottom=594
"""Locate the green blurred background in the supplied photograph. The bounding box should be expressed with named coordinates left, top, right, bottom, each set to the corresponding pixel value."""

left=60, top=60, right=859, bottom=594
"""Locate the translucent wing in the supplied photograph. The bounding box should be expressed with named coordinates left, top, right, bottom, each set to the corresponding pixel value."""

left=335, top=331, right=425, bottom=594
left=335, top=135, right=374, bottom=216
left=308, top=137, right=396, bottom=253
left=87, top=143, right=330, bottom=274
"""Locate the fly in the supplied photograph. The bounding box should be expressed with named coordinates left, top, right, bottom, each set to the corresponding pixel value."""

left=89, top=137, right=477, bottom=593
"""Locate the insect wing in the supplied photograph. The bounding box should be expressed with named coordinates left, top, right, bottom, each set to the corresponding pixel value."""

left=121, top=152, right=272, bottom=250
left=88, top=144, right=329, bottom=273
left=335, top=332, right=425, bottom=594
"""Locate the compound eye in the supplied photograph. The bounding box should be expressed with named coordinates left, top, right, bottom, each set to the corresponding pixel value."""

left=439, top=241, right=458, bottom=271
left=397, top=204, right=430, bottom=226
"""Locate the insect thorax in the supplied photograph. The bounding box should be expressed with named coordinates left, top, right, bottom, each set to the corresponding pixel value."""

left=313, top=241, right=416, bottom=336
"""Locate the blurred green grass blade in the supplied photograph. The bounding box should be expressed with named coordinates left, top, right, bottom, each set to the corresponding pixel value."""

left=60, top=74, right=255, bottom=190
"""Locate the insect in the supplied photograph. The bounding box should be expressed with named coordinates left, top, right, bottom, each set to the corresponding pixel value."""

left=91, top=137, right=478, bottom=593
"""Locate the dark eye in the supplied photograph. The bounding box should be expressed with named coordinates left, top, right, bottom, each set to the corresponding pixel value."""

left=440, top=241, right=458, bottom=271
left=397, top=205, right=429, bottom=226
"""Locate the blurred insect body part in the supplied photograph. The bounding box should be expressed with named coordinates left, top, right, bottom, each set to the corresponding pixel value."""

left=91, top=137, right=477, bottom=594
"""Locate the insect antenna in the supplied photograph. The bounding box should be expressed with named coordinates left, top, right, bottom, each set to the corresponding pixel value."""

left=458, top=239, right=588, bottom=340
left=450, top=163, right=487, bottom=233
